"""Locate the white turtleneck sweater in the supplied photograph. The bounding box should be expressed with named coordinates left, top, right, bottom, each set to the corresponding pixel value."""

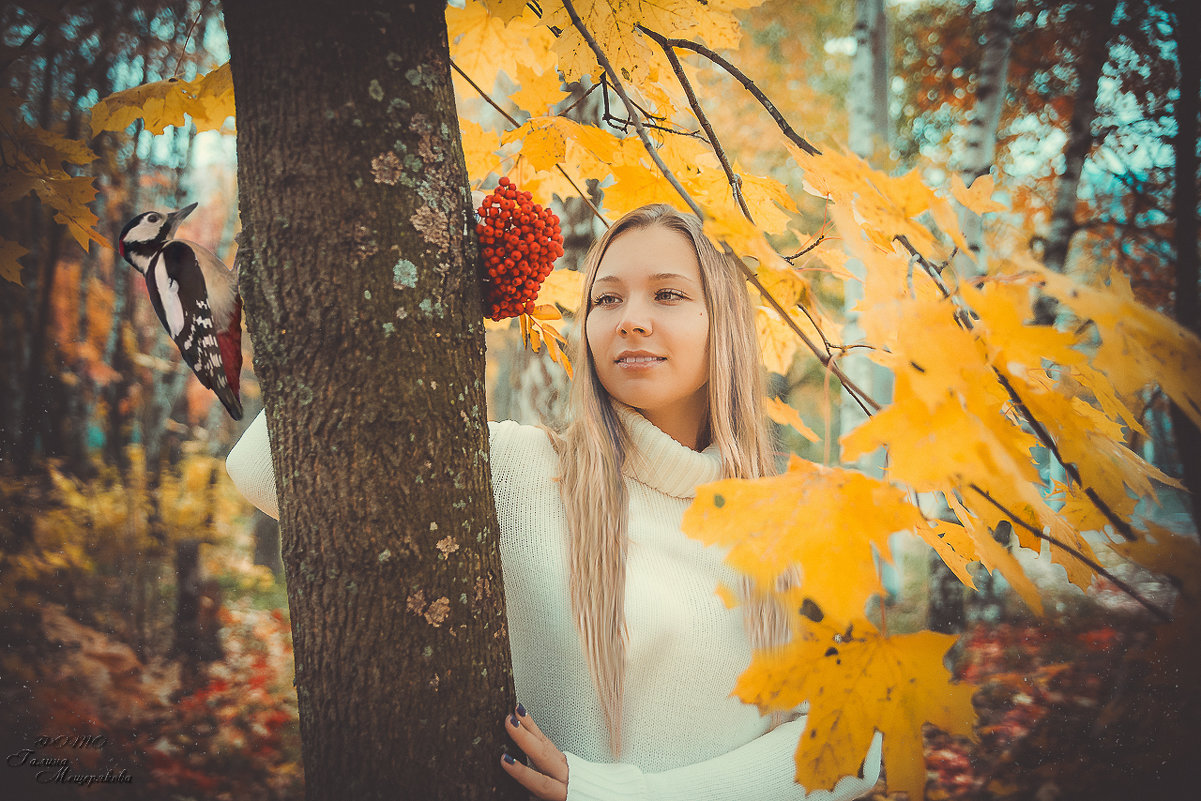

left=226, top=407, right=881, bottom=801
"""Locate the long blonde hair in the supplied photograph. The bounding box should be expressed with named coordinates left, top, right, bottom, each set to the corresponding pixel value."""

left=553, top=204, right=783, bottom=757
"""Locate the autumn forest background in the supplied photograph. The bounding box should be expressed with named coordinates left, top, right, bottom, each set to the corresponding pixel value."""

left=1, top=0, right=1198, bottom=799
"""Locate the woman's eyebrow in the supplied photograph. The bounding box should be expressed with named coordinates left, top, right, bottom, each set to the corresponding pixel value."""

left=593, top=272, right=695, bottom=285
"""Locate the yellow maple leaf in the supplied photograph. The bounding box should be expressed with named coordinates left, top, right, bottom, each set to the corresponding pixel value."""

left=508, top=63, right=570, bottom=116
left=1026, top=261, right=1201, bottom=432
left=501, top=152, right=583, bottom=205
left=481, top=0, right=529, bottom=23
left=1, top=238, right=29, bottom=285
left=447, top=1, right=555, bottom=93
left=944, top=493, right=1043, bottom=615
left=765, top=397, right=819, bottom=442
left=734, top=623, right=976, bottom=799
left=756, top=305, right=801, bottom=376
left=502, top=115, right=620, bottom=174
left=534, top=267, right=585, bottom=314
left=27, top=169, right=110, bottom=252
left=547, top=0, right=762, bottom=88
left=188, top=62, right=235, bottom=132
left=683, top=456, right=920, bottom=622
left=951, top=172, right=1006, bottom=216
left=930, top=195, right=972, bottom=256
left=755, top=260, right=809, bottom=310
left=458, top=119, right=502, bottom=184
left=90, top=63, right=234, bottom=135
left=603, top=158, right=684, bottom=219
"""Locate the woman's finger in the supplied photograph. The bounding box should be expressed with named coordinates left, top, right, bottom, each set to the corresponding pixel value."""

left=501, top=750, right=567, bottom=801
left=506, top=706, right=569, bottom=784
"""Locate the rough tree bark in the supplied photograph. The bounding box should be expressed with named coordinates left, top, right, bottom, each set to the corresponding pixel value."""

left=1170, top=0, right=1201, bottom=530
left=224, top=2, right=522, bottom=799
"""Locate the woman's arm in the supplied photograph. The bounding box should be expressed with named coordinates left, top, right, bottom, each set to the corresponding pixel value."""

left=505, top=705, right=883, bottom=801
left=226, top=409, right=279, bottom=519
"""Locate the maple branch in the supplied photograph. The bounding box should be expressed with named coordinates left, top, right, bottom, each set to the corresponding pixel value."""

left=598, top=73, right=707, bottom=142
left=640, top=25, right=755, bottom=224
left=894, top=235, right=1141, bottom=542
left=635, top=26, right=822, bottom=157
left=449, top=58, right=609, bottom=230
left=992, top=371, right=1138, bottom=542
left=967, top=485, right=1169, bottom=622
left=557, top=79, right=602, bottom=118
left=562, top=0, right=878, bottom=417
left=560, top=0, right=701, bottom=219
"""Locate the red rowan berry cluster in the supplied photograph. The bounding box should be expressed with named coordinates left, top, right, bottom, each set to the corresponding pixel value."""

left=476, top=176, right=564, bottom=321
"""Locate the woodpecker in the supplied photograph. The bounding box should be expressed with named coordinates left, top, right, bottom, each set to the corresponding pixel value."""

left=118, top=202, right=243, bottom=420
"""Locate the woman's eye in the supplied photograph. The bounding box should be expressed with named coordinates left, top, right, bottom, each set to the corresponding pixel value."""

left=592, top=294, right=619, bottom=306
left=656, top=289, right=685, bottom=302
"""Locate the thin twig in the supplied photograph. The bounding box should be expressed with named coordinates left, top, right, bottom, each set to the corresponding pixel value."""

left=558, top=167, right=609, bottom=229
left=172, top=0, right=211, bottom=78
left=449, top=58, right=609, bottom=229
left=969, top=485, right=1168, bottom=621
left=784, top=235, right=826, bottom=263
left=451, top=59, right=522, bottom=126
left=597, top=70, right=707, bottom=141
left=733, top=247, right=878, bottom=417
left=0, top=15, right=54, bottom=76
left=557, top=80, right=602, bottom=118
left=636, top=26, right=821, bottom=157
left=795, top=302, right=833, bottom=357
left=641, top=25, right=754, bottom=223
left=562, top=0, right=878, bottom=416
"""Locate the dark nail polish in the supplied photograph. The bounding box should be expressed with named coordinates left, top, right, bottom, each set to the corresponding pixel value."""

left=516, top=703, right=528, bottom=717
left=509, top=714, right=520, bottom=727
left=503, top=752, right=515, bottom=765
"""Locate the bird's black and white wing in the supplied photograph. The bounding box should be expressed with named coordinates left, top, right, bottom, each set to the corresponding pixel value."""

left=151, top=241, right=239, bottom=413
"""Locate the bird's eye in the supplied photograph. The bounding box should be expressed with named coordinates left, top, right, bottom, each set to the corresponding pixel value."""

left=148, top=213, right=160, bottom=223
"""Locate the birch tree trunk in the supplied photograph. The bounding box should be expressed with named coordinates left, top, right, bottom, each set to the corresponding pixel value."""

left=842, top=0, right=890, bottom=468
left=224, top=2, right=522, bottom=799
left=848, top=0, right=889, bottom=161
left=1042, top=0, right=1119, bottom=273
left=955, top=0, right=1016, bottom=274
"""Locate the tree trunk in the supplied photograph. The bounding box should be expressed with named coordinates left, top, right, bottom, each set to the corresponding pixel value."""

left=224, top=3, right=521, bottom=799
left=842, top=0, right=891, bottom=470
left=1170, top=0, right=1201, bottom=531
left=848, top=0, right=889, bottom=161
left=1042, top=0, right=1119, bottom=273
left=955, top=0, right=1015, bottom=274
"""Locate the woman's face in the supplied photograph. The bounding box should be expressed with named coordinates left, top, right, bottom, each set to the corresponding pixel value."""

left=585, top=225, right=711, bottom=448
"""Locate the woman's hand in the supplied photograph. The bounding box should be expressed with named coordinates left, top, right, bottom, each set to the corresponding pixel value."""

left=501, top=703, right=569, bottom=801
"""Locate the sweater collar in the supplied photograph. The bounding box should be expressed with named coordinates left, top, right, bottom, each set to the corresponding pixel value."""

left=613, top=403, right=722, bottom=499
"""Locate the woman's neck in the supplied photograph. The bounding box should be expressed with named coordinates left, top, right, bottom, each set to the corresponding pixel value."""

left=636, top=393, right=710, bottom=451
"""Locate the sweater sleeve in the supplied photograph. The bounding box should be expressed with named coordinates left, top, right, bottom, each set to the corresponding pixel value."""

left=226, top=409, right=279, bottom=520
left=563, top=722, right=882, bottom=801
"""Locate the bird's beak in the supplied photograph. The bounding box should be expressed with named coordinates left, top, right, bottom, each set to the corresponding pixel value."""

left=166, top=202, right=198, bottom=234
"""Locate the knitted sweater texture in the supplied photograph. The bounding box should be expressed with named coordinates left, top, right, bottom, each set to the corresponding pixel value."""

left=225, top=407, right=881, bottom=801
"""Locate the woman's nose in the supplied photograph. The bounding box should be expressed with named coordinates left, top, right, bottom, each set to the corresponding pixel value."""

left=618, top=301, right=651, bottom=335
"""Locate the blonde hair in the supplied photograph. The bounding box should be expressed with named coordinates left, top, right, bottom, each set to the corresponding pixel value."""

left=553, top=204, right=784, bottom=757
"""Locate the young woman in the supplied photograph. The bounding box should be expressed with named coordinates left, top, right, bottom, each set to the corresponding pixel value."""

left=227, top=204, right=882, bottom=801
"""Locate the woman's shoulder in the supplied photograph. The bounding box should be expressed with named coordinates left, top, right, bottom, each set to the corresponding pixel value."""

left=487, top=419, right=560, bottom=472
